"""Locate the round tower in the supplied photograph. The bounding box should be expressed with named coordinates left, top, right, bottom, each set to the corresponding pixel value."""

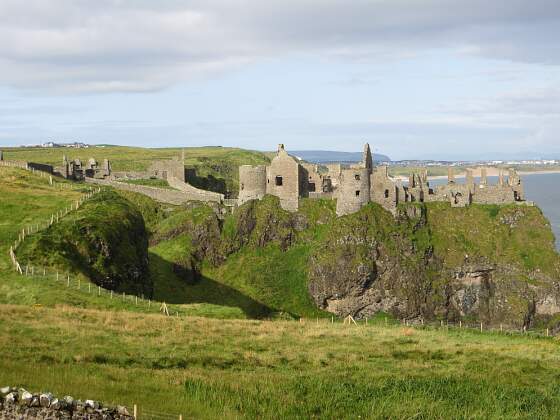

left=238, top=165, right=267, bottom=205
left=335, top=168, right=370, bottom=216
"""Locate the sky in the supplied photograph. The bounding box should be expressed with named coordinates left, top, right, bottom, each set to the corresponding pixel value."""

left=0, top=0, right=559, bottom=160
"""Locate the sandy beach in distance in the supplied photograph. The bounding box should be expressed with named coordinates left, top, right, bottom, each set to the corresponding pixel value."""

left=393, top=168, right=560, bottom=181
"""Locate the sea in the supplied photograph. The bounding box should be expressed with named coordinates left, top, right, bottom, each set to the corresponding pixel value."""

left=428, top=173, right=560, bottom=250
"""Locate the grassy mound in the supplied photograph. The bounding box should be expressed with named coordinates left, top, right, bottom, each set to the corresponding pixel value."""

left=16, top=190, right=152, bottom=295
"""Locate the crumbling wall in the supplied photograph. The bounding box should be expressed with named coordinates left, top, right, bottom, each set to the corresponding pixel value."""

left=370, top=166, right=398, bottom=210
left=472, top=185, right=516, bottom=204
left=265, top=145, right=305, bottom=211
left=238, top=165, right=267, bottom=205
left=147, top=159, right=185, bottom=182
left=27, top=162, right=53, bottom=174
left=336, top=168, right=370, bottom=216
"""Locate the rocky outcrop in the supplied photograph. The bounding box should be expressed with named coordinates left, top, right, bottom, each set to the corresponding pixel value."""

left=0, top=387, right=133, bottom=420
left=307, top=202, right=560, bottom=328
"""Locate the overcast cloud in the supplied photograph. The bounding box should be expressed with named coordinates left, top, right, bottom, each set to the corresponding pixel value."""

left=0, top=0, right=559, bottom=158
left=1, top=0, right=559, bottom=93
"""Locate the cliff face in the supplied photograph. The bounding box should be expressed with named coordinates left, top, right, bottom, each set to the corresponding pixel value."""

left=152, top=195, right=560, bottom=326
left=307, top=203, right=560, bottom=328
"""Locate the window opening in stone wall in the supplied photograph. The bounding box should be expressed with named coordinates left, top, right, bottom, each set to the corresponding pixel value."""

left=355, top=190, right=360, bottom=196
left=308, top=182, right=316, bottom=192
left=275, top=176, right=283, bottom=186
left=355, top=174, right=360, bottom=180
left=241, top=183, right=244, bottom=190
left=384, top=189, right=389, bottom=198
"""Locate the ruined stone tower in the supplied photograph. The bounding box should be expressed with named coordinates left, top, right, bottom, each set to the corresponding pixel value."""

left=335, top=143, right=373, bottom=216
left=264, top=144, right=308, bottom=211
left=238, top=165, right=267, bottom=205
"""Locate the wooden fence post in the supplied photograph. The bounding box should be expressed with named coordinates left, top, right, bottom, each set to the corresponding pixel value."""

left=133, top=404, right=137, bottom=419
left=480, top=322, right=483, bottom=332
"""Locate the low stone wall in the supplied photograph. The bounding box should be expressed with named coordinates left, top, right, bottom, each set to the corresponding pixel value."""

left=27, top=162, right=54, bottom=174
left=0, top=387, right=133, bottom=419
left=85, top=177, right=223, bottom=205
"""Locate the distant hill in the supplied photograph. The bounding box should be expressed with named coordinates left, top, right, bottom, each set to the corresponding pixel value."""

left=291, top=150, right=391, bottom=163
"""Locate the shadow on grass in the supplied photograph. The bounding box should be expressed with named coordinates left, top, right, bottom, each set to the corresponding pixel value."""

left=148, top=252, right=274, bottom=319
left=185, top=170, right=227, bottom=195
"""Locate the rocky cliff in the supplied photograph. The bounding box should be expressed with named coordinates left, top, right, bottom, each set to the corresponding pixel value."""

left=158, top=196, right=560, bottom=327
left=307, top=202, right=560, bottom=328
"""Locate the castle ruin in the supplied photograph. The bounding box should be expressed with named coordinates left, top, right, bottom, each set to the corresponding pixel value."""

left=239, top=144, right=526, bottom=215
left=55, top=155, right=111, bottom=181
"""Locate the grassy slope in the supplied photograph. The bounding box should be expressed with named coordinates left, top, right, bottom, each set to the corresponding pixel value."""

left=3, top=168, right=560, bottom=417
left=148, top=197, right=332, bottom=319
left=2, top=145, right=270, bottom=194
left=426, top=202, right=559, bottom=274
left=1, top=304, right=560, bottom=418
left=0, top=168, right=243, bottom=318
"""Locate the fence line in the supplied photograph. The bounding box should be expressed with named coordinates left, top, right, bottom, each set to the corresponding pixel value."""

left=4, top=163, right=554, bottom=338
left=318, top=314, right=555, bottom=338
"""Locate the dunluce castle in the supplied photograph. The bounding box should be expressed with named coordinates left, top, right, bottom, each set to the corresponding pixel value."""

left=1, top=145, right=525, bottom=216
left=239, top=144, right=525, bottom=215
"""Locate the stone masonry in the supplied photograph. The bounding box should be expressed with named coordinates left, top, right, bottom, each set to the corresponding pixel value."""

left=239, top=143, right=527, bottom=215
left=0, top=386, right=133, bottom=420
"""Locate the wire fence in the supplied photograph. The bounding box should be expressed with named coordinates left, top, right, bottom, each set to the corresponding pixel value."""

left=3, top=162, right=179, bottom=317
left=304, top=314, right=556, bottom=339
left=5, top=163, right=557, bottom=339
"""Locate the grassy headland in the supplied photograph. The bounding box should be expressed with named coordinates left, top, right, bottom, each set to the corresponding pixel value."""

left=1, top=145, right=270, bottom=195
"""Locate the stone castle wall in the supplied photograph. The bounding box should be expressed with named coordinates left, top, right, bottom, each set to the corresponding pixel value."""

left=147, top=159, right=185, bottom=182
left=265, top=146, right=306, bottom=212
left=27, top=162, right=54, bottom=174
left=239, top=165, right=267, bottom=205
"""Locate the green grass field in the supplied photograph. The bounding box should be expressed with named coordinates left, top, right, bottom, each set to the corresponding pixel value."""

left=0, top=167, right=247, bottom=318
left=1, top=304, right=560, bottom=419
left=2, top=165, right=560, bottom=418
left=1, top=145, right=270, bottom=195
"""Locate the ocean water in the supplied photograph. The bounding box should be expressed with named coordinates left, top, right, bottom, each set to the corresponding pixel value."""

left=427, top=173, right=560, bottom=250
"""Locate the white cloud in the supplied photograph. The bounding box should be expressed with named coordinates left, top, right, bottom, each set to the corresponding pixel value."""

left=1, top=0, right=559, bottom=93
